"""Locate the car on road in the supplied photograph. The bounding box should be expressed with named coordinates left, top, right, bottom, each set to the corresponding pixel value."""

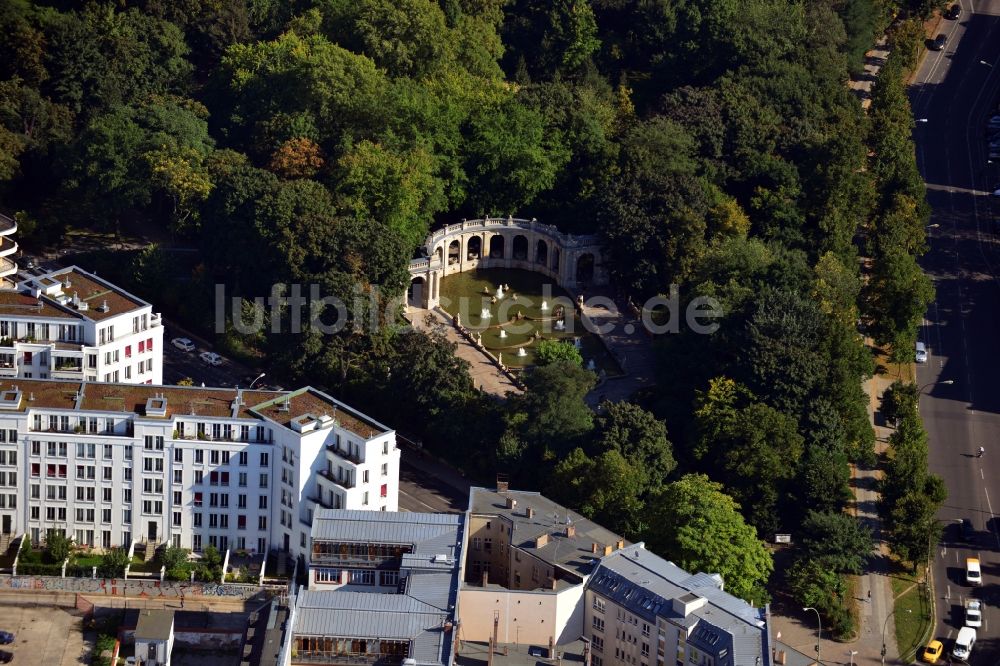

left=966, top=557, right=982, bottom=585
left=961, top=518, right=975, bottom=542
left=944, top=4, right=962, bottom=19
left=0, top=632, right=12, bottom=645
left=921, top=639, right=944, bottom=664
left=930, top=34, right=947, bottom=51
left=0, top=650, right=11, bottom=663
left=199, top=351, right=223, bottom=366
left=916, top=341, right=928, bottom=363
left=965, top=599, right=983, bottom=628
left=171, top=337, right=195, bottom=352
left=952, top=626, right=976, bottom=661
left=992, top=185, right=1000, bottom=197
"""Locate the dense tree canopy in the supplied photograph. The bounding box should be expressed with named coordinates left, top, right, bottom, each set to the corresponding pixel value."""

left=0, top=0, right=935, bottom=615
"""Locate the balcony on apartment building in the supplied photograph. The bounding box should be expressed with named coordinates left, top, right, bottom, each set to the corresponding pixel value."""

left=292, top=637, right=411, bottom=666
left=52, top=355, right=84, bottom=379
left=327, top=443, right=363, bottom=465
left=318, top=468, right=356, bottom=491
left=310, top=541, right=409, bottom=567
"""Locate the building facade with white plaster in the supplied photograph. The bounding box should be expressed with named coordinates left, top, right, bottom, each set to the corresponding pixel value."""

left=0, top=379, right=399, bottom=558
left=0, top=266, right=164, bottom=384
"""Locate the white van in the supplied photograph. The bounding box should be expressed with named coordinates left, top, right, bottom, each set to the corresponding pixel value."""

left=953, top=626, right=976, bottom=661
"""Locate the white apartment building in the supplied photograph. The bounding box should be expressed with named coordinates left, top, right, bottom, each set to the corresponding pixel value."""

left=0, top=379, right=400, bottom=559
left=0, top=266, right=164, bottom=384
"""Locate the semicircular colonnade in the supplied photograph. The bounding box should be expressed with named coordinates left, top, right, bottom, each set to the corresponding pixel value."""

left=406, top=216, right=608, bottom=309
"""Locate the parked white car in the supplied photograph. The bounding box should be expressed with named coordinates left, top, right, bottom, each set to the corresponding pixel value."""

left=199, top=351, right=223, bottom=366
left=916, top=341, right=928, bottom=363
left=171, top=337, right=195, bottom=352
left=965, top=599, right=982, bottom=628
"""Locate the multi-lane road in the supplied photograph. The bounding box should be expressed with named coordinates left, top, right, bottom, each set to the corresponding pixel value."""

left=913, top=2, right=1000, bottom=663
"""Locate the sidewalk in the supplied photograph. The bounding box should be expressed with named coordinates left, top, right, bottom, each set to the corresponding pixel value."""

left=407, top=307, right=522, bottom=397
left=769, top=371, right=902, bottom=665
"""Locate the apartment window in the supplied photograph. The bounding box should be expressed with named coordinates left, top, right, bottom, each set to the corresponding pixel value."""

left=362, top=470, right=370, bottom=483
left=124, top=445, right=132, bottom=460
left=592, top=617, right=604, bottom=632
left=102, top=509, right=112, bottom=523
left=194, top=492, right=203, bottom=507
left=195, top=450, right=203, bottom=464
left=193, top=535, right=202, bottom=552
left=362, top=491, right=369, bottom=506
left=592, top=635, right=604, bottom=652
left=122, top=510, right=131, bottom=524
left=172, top=491, right=182, bottom=505
left=379, top=571, right=399, bottom=587
left=210, top=450, right=219, bottom=465
left=238, top=494, right=247, bottom=509
left=138, top=340, right=144, bottom=353
left=259, top=452, right=269, bottom=466
left=173, top=470, right=183, bottom=484
left=593, top=597, right=605, bottom=613
left=349, top=570, right=375, bottom=586
left=238, top=472, right=247, bottom=487
left=641, top=644, right=649, bottom=657
left=103, top=466, right=112, bottom=481
left=238, top=451, right=248, bottom=466
left=258, top=495, right=268, bottom=509
left=123, top=488, right=132, bottom=503
left=380, top=484, right=388, bottom=498
left=258, top=516, right=267, bottom=530
left=315, top=568, right=341, bottom=583
left=642, top=623, right=650, bottom=638
left=472, top=537, right=482, bottom=551
left=484, top=538, right=492, bottom=552
left=102, top=488, right=112, bottom=502
left=237, top=515, right=246, bottom=530
left=147, top=337, right=153, bottom=351
left=259, top=473, right=268, bottom=488
left=103, top=445, right=113, bottom=460
left=125, top=345, right=132, bottom=358
left=194, top=471, right=203, bottom=484
left=174, top=449, right=183, bottom=463
left=220, top=515, right=229, bottom=529
left=193, top=513, right=202, bottom=528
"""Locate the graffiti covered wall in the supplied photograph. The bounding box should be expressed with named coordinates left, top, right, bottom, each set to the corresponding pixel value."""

left=0, top=575, right=261, bottom=599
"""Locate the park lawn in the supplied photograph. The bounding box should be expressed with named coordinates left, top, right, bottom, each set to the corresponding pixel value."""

left=891, top=571, right=932, bottom=663
left=72, top=554, right=103, bottom=568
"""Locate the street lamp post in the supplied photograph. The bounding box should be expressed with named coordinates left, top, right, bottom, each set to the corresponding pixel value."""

left=803, top=607, right=821, bottom=665
left=248, top=372, right=266, bottom=389
left=882, top=608, right=911, bottom=666
left=918, top=379, right=955, bottom=395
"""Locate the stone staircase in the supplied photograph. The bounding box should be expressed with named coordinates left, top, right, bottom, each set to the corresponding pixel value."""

left=143, top=541, right=156, bottom=562
left=0, top=533, right=11, bottom=554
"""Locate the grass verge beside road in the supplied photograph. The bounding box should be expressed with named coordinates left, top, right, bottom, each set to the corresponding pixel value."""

left=891, top=569, right=932, bottom=663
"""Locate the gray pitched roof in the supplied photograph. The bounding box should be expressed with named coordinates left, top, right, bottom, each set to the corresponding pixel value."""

left=468, top=487, right=624, bottom=576
left=135, top=609, right=174, bottom=641
left=297, top=510, right=463, bottom=666
left=312, top=509, right=462, bottom=557
left=591, top=545, right=768, bottom=666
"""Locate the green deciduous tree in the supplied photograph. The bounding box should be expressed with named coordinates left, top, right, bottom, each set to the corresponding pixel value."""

left=98, top=547, right=130, bottom=578
left=644, top=474, right=773, bottom=604
left=535, top=339, right=583, bottom=366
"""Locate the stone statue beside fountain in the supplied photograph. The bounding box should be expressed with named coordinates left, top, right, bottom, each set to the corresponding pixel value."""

left=495, top=284, right=505, bottom=300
